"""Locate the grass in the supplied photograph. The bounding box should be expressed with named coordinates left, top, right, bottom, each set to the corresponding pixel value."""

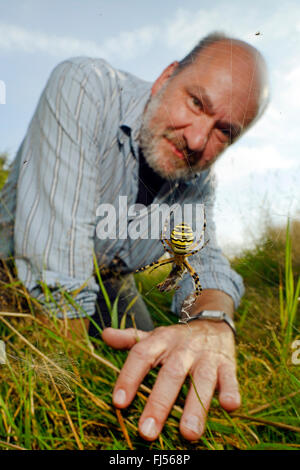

left=0, top=156, right=299, bottom=450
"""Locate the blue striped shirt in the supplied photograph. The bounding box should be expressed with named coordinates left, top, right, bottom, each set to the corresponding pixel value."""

left=0, top=57, right=244, bottom=319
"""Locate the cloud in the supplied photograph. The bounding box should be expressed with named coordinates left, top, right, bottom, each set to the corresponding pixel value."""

left=214, top=143, right=296, bottom=183
left=164, top=8, right=223, bottom=53
left=163, top=3, right=300, bottom=53
left=0, top=23, right=158, bottom=60
left=1, top=3, right=299, bottom=62
left=246, top=60, right=300, bottom=145
left=280, top=64, right=300, bottom=109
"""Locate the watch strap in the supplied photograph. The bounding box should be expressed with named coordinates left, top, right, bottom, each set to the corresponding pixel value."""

left=180, top=310, right=236, bottom=336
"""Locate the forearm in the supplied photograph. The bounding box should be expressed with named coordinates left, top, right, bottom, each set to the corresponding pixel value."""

left=185, top=289, right=235, bottom=319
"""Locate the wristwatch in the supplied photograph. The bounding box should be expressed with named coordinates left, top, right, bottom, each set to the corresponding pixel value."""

left=180, top=310, right=236, bottom=336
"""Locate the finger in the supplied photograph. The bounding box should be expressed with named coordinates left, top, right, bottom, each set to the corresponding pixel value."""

left=112, top=333, right=168, bottom=409
left=102, top=327, right=149, bottom=349
left=180, top=355, right=218, bottom=440
left=139, top=349, right=194, bottom=441
left=218, top=360, right=241, bottom=411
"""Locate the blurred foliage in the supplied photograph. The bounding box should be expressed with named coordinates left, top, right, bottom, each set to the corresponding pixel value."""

left=232, top=219, right=300, bottom=291
left=0, top=152, right=9, bottom=190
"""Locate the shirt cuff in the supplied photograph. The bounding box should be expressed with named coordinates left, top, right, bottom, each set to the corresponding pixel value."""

left=16, top=262, right=99, bottom=319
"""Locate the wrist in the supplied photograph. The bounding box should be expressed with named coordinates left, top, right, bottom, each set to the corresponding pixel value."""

left=186, top=289, right=234, bottom=317
left=180, top=310, right=236, bottom=337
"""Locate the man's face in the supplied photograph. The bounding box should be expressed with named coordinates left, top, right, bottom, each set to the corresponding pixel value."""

left=139, top=42, right=260, bottom=180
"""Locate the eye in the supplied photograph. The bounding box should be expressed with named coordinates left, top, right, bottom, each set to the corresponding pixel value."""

left=192, top=96, right=202, bottom=107
left=189, top=95, right=203, bottom=110
left=219, top=127, right=230, bottom=136
left=219, top=128, right=233, bottom=142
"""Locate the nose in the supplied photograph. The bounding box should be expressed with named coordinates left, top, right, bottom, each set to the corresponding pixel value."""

left=183, top=115, right=215, bottom=152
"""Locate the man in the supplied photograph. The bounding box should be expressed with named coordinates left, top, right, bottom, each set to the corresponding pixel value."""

left=0, top=32, right=269, bottom=441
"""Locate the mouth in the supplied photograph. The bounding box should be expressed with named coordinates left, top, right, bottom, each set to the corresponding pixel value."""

left=164, top=137, right=185, bottom=161
left=163, top=135, right=203, bottom=167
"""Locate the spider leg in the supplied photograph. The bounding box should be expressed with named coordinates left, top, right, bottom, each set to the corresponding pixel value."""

left=198, top=206, right=207, bottom=244
left=160, top=237, right=168, bottom=251
left=183, top=260, right=203, bottom=297
left=160, top=237, right=173, bottom=251
left=135, top=258, right=175, bottom=274
left=185, top=239, right=210, bottom=257
left=165, top=240, right=173, bottom=250
left=184, top=207, right=208, bottom=256
left=148, top=257, right=175, bottom=273
left=135, top=260, right=160, bottom=273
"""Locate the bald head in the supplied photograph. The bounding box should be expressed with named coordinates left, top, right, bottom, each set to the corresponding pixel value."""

left=172, top=33, right=269, bottom=125
left=139, top=33, right=270, bottom=180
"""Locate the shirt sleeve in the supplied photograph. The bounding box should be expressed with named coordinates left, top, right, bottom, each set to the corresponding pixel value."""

left=14, top=57, right=108, bottom=319
left=171, top=169, right=245, bottom=315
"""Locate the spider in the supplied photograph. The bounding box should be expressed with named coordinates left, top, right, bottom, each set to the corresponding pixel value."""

left=135, top=210, right=208, bottom=297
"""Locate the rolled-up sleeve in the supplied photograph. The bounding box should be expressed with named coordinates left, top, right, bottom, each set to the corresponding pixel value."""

left=171, top=170, right=245, bottom=315
left=14, top=58, right=106, bottom=318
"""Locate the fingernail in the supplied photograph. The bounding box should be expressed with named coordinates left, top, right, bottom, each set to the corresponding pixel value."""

left=114, top=389, right=126, bottom=405
left=184, top=415, right=202, bottom=434
left=222, top=393, right=240, bottom=404
left=140, top=417, right=157, bottom=438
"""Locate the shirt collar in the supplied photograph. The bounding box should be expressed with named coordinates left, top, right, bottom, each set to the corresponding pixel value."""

left=117, top=77, right=152, bottom=158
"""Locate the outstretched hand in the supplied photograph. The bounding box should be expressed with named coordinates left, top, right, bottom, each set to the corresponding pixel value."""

left=102, top=320, right=241, bottom=441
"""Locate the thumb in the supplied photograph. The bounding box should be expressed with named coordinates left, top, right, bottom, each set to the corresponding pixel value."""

left=102, top=327, right=149, bottom=349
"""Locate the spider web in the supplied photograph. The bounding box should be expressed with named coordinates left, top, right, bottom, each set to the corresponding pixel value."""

left=134, top=38, right=299, bottom=324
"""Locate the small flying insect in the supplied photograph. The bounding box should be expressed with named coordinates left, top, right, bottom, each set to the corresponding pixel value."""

left=136, top=211, right=208, bottom=297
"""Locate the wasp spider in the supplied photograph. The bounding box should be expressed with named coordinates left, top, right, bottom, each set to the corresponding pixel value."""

left=135, top=212, right=208, bottom=297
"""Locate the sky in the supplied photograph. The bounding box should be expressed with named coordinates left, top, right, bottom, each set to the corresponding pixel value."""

left=0, top=0, right=299, bottom=255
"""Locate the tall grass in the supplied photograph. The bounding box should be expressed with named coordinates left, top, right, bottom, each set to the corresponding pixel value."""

left=279, top=221, right=300, bottom=353
left=0, top=159, right=299, bottom=450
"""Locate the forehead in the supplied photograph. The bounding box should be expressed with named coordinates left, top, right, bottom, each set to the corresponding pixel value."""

left=172, top=42, right=260, bottom=125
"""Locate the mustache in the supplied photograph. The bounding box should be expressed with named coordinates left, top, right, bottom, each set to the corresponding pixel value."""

left=162, top=130, right=201, bottom=165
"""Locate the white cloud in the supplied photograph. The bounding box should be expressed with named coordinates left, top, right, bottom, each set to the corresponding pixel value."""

left=1, top=3, right=300, bottom=63
left=280, top=64, right=300, bottom=109
left=255, top=3, right=300, bottom=40
left=0, top=23, right=158, bottom=60
left=164, top=8, right=223, bottom=53
left=214, top=144, right=295, bottom=183
left=163, top=3, right=300, bottom=53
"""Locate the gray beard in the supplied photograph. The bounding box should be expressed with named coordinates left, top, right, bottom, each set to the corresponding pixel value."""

left=138, top=86, right=199, bottom=182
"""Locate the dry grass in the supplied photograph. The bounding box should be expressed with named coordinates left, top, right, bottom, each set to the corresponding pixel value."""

left=0, top=157, right=299, bottom=450
left=0, top=219, right=298, bottom=450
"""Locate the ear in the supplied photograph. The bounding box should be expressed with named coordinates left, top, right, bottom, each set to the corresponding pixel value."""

left=151, top=61, right=179, bottom=96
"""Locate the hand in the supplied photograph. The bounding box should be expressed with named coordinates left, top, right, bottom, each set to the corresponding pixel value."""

left=102, top=320, right=241, bottom=441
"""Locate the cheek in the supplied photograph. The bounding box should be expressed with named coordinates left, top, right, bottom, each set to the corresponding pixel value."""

left=161, top=99, right=187, bottom=127
left=205, top=134, right=228, bottom=157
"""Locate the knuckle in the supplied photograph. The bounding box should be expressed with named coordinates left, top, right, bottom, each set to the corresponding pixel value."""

left=149, top=395, right=171, bottom=416
left=163, top=350, right=189, bottom=377
left=193, top=365, right=217, bottom=384
left=162, top=361, right=185, bottom=379
left=130, top=343, right=152, bottom=365
left=220, top=358, right=237, bottom=374
left=152, top=326, right=170, bottom=340
left=154, top=326, right=167, bottom=334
